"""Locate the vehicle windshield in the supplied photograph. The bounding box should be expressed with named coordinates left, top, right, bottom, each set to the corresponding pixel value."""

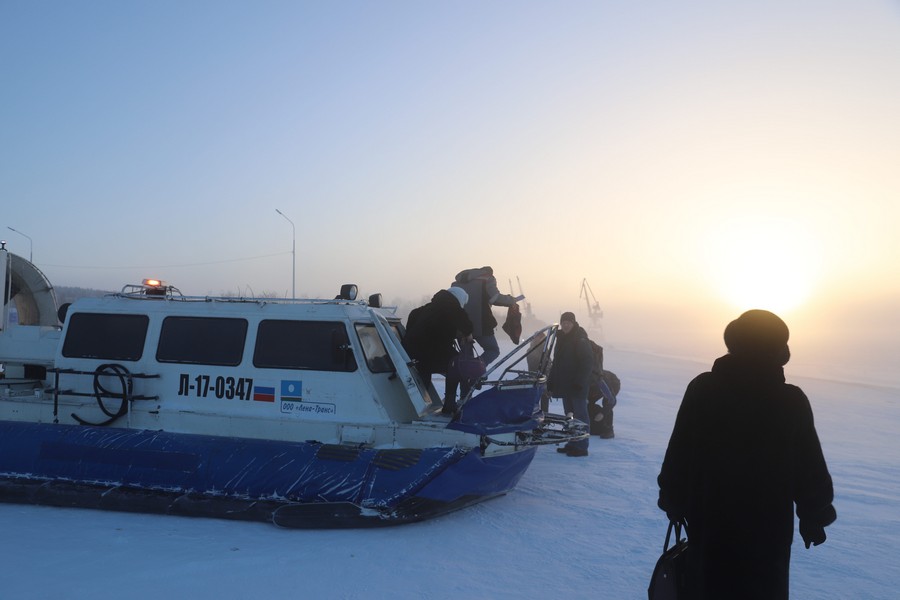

left=354, top=323, right=395, bottom=373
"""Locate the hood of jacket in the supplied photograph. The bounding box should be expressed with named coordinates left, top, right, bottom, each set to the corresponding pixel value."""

left=455, top=266, right=493, bottom=284
left=431, top=288, right=461, bottom=308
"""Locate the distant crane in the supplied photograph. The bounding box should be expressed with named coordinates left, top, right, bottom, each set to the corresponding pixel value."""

left=512, top=276, right=533, bottom=319
left=580, top=278, right=603, bottom=331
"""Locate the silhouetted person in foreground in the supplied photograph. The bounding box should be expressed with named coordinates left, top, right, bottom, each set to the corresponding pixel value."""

left=657, top=309, right=836, bottom=599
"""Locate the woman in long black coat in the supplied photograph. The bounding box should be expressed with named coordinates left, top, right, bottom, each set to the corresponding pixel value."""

left=657, top=310, right=836, bottom=599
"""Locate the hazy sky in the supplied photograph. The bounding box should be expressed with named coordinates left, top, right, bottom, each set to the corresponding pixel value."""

left=3, top=1, right=898, bottom=369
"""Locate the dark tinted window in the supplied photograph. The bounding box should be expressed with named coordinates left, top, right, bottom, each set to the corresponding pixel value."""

left=62, top=313, right=149, bottom=361
left=157, top=317, right=248, bottom=366
left=254, top=320, right=357, bottom=371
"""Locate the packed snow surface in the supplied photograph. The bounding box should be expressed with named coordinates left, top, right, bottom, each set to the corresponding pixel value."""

left=2, top=348, right=897, bottom=599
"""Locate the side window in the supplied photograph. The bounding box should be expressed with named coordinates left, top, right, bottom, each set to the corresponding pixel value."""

left=354, top=323, right=394, bottom=373
left=62, top=313, right=149, bottom=361
left=253, top=320, right=357, bottom=372
left=157, top=317, right=248, bottom=366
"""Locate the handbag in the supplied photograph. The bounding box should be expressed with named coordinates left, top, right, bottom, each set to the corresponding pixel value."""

left=450, top=340, right=486, bottom=380
left=648, top=520, right=689, bottom=600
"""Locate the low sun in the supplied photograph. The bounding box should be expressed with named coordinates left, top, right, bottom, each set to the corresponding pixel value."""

left=703, top=215, right=821, bottom=315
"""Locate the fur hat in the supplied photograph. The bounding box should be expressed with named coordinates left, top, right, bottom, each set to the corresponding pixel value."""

left=560, top=311, right=577, bottom=323
left=724, top=309, right=791, bottom=365
left=446, top=286, right=468, bottom=308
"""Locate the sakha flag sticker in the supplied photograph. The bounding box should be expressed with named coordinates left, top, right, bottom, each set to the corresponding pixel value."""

left=281, top=380, right=303, bottom=402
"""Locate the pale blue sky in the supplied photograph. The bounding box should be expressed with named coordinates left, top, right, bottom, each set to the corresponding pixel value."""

left=3, top=1, right=899, bottom=368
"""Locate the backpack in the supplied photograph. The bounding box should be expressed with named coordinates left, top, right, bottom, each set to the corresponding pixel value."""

left=587, top=339, right=604, bottom=391
left=587, top=339, right=619, bottom=406
left=584, top=337, right=619, bottom=436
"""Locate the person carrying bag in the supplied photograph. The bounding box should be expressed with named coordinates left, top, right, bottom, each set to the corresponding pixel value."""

left=443, top=338, right=485, bottom=416
left=648, top=520, right=688, bottom=600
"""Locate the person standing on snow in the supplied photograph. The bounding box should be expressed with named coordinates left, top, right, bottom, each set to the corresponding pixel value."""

left=451, top=266, right=520, bottom=366
left=548, top=312, right=593, bottom=457
left=403, top=288, right=474, bottom=415
left=657, top=309, right=836, bottom=599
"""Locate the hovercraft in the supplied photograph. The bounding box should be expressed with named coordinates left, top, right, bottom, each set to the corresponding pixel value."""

left=0, top=246, right=585, bottom=527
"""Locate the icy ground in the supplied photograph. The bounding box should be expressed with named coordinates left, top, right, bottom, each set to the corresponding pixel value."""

left=1, top=348, right=897, bottom=599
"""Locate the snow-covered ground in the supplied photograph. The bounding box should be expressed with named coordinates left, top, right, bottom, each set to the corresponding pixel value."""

left=2, top=347, right=897, bottom=599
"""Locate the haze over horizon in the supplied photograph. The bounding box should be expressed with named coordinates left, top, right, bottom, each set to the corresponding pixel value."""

left=3, top=1, right=898, bottom=380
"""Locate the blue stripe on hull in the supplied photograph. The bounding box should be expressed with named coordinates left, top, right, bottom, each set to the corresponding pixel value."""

left=0, top=421, right=535, bottom=526
left=415, top=445, right=537, bottom=503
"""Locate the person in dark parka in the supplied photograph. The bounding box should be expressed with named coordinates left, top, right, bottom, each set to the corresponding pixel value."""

left=548, top=312, right=593, bottom=456
left=451, top=266, right=519, bottom=366
left=657, top=309, right=836, bottom=599
left=403, top=288, right=473, bottom=414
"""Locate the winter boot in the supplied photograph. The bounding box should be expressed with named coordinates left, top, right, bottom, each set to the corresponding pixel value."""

left=597, top=407, right=615, bottom=439
left=441, top=397, right=457, bottom=416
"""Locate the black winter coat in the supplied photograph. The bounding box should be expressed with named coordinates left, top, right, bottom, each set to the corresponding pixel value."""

left=453, top=267, right=518, bottom=337
left=403, top=290, right=473, bottom=374
left=548, top=325, right=593, bottom=397
left=657, top=353, right=835, bottom=599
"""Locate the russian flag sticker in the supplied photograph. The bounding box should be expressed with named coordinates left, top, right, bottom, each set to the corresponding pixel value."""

left=252, top=384, right=275, bottom=402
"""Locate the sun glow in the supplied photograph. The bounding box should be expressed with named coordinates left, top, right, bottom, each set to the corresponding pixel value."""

left=703, top=215, right=821, bottom=316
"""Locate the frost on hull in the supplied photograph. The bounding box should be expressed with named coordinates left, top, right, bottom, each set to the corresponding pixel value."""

left=0, top=421, right=539, bottom=527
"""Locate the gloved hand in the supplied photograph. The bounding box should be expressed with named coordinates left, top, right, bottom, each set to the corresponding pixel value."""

left=800, top=520, right=827, bottom=548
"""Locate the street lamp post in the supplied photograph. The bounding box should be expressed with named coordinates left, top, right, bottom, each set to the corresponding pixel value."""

left=6, top=227, right=33, bottom=262
left=275, top=209, right=296, bottom=299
